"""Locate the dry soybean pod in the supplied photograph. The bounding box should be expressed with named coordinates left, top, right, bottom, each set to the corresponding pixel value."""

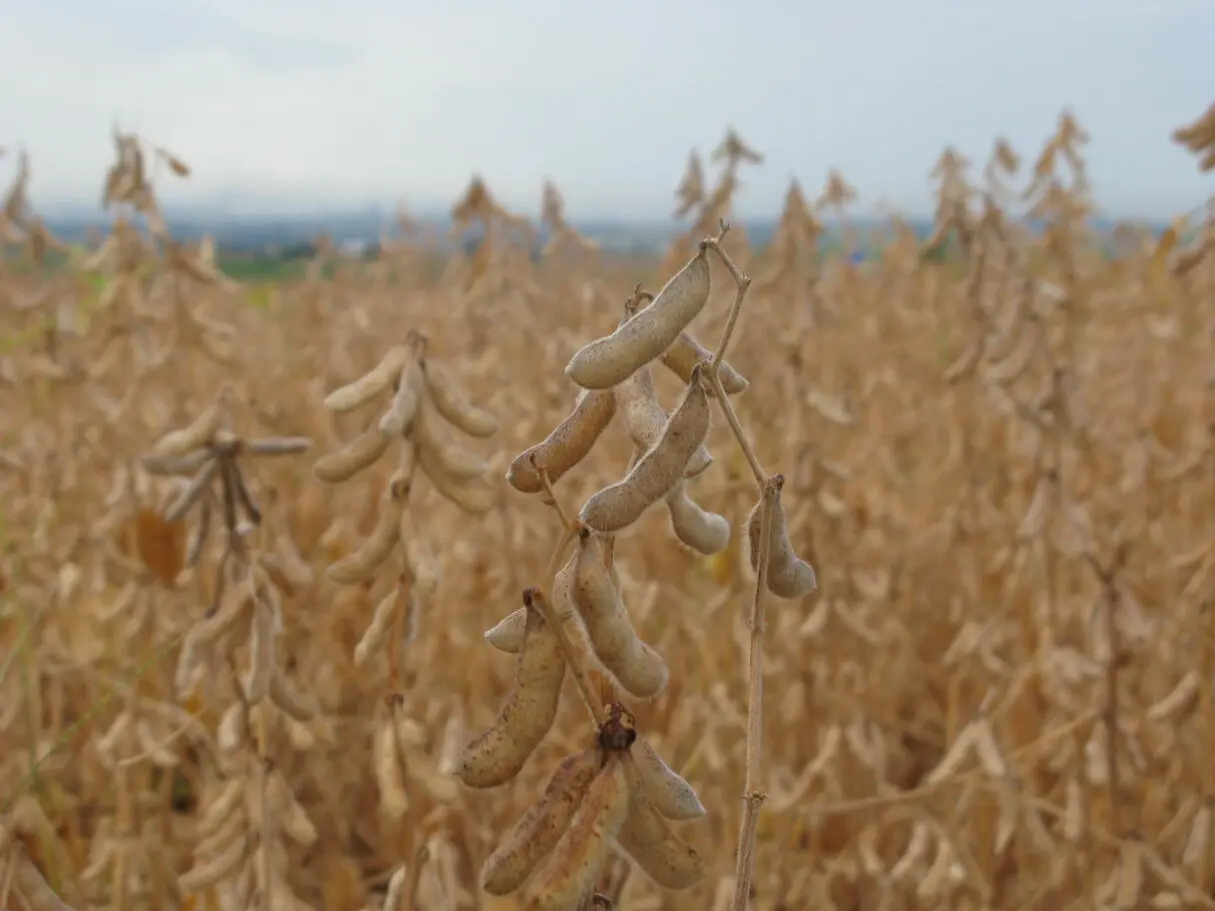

left=224, top=459, right=262, bottom=526
left=416, top=442, right=495, bottom=515
left=745, top=473, right=817, bottom=599
left=456, top=589, right=567, bottom=788
left=185, top=492, right=212, bottom=566
left=217, top=450, right=238, bottom=532
left=665, top=478, right=731, bottom=555
left=374, top=715, right=409, bottom=817
left=324, top=345, right=411, bottom=413
left=627, top=737, right=706, bottom=820
left=484, top=607, right=528, bottom=654
left=521, top=760, right=630, bottom=911
left=507, top=388, right=617, bottom=494
left=269, top=769, right=318, bottom=844
left=163, top=458, right=218, bottom=523
left=355, top=587, right=401, bottom=667
left=195, top=779, right=244, bottom=839
left=423, top=357, right=499, bottom=437
left=409, top=393, right=488, bottom=481
left=378, top=344, right=426, bottom=437
left=193, top=795, right=246, bottom=858
left=243, top=596, right=276, bottom=703
left=565, top=246, right=712, bottom=390
left=269, top=669, right=317, bottom=721
left=480, top=748, right=601, bottom=895
left=191, top=574, right=256, bottom=646
left=580, top=364, right=711, bottom=533
left=572, top=530, right=668, bottom=699
left=313, top=425, right=392, bottom=484
left=178, top=834, right=254, bottom=893
left=401, top=530, right=438, bottom=650
left=614, top=758, right=706, bottom=890
left=142, top=448, right=211, bottom=476
left=485, top=551, right=577, bottom=654
left=242, top=436, right=313, bottom=456
left=613, top=364, right=711, bottom=479
left=383, top=868, right=407, bottom=911
left=153, top=402, right=221, bottom=457
left=660, top=329, right=749, bottom=396
left=327, top=475, right=409, bottom=584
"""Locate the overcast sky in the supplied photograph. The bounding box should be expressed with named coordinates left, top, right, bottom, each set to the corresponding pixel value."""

left=1, top=0, right=1210, bottom=220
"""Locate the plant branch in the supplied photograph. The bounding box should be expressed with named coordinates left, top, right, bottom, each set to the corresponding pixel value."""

left=702, top=221, right=750, bottom=367
left=730, top=473, right=779, bottom=910
left=700, top=225, right=766, bottom=489
left=534, top=460, right=575, bottom=533
left=526, top=587, right=607, bottom=728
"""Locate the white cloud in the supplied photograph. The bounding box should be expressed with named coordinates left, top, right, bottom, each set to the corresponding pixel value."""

left=1, top=0, right=1211, bottom=219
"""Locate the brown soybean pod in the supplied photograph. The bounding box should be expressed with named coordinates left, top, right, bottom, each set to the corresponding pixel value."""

left=480, top=749, right=601, bottom=895
left=422, top=357, right=499, bottom=438
left=417, top=443, right=496, bottom=514
left=614, top=758, right=706, bottom=890
left=579, top=365, right=710, bottom=533
left=660, top=330, right=749, bottom=396
left=507, top=388, right=617, bottom=494
left=565, top=249, right=712, bottom=390
left=185, top=492, right=212, bottom=566
left=665, top=479, right=731, bottom=555
left=410, top=393, right=488, bottom=480
left=313, top=425, right=392, bottom=483
left=269, top=669, right=317, bottom=721
left=456, top=590, right=567, bottom=788
left=745, top=474, right=818, bottom=599
left=142, top=448, right=212, bottom=477
left=327, top=483, right=407, bottom=584
left=244, top=596, right=276, bottom=703
left=242, top=436, right=313, bottom=456
left=521, top=761, right=630, bottom=911
left=324, top=345, right=411, bottom=413
left=628, top=736, right=706, bottom=820
left=153, top=403, right=221, bottom=457
left=378, top=353, right=425, bottom=437
left=164, top=459, right=219, bottom=523
left=484, top=606, right=528, bottom=653
left=572, top=530, right=668, bottom=699
left=613, top=365, right=711, bottom=479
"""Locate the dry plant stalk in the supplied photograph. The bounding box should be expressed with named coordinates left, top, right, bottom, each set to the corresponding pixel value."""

left=139, top=395, right=317, bottom=911
left=464, top=222, right=815, bottom=910
left=314, top=328, right=498, bottom=666
left=314, top=327, right=501, bottom=898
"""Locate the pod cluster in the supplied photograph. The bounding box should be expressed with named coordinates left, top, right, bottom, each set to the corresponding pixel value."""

left=507, top=254, right=748, bottom=555
left=371, top=696, right=461, bottom=820
left=140, top=392, right=313, bottom=586
left=465, top=688, right=708, bottom=907
left=313, top=330, right=499, bottom=667
left=176, top=753, right=319, bottom=907
left=138, top=400, right=321, bottom=705
left=485, top=530, right=672, bottom=700
left=169, top=546, right=320, bottom=910
left=140, top=404, right=323, bottom=910
left=456, top=245, right=782, bottom=908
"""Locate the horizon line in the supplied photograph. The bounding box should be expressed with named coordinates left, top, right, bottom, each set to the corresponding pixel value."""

left=28, top=204, right=1183, bottom=228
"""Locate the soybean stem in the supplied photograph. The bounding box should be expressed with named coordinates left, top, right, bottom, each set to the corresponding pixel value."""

left=730, top=476, right=778, bottom=911
left=702, top=222, right=766, bottom=490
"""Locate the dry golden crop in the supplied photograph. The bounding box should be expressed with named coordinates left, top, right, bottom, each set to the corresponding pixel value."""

left=1, top=111, right=1214, bottom=910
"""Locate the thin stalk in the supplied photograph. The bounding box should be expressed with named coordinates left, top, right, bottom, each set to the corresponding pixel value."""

left=730, top=477, right=777, bottom=910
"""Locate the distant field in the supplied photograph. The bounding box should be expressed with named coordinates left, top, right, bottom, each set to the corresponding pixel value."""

left=32, top=210, right=1181, bottom=257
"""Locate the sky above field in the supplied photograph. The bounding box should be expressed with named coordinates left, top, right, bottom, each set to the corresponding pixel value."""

left=1, top=0, right=1211, bottom=221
